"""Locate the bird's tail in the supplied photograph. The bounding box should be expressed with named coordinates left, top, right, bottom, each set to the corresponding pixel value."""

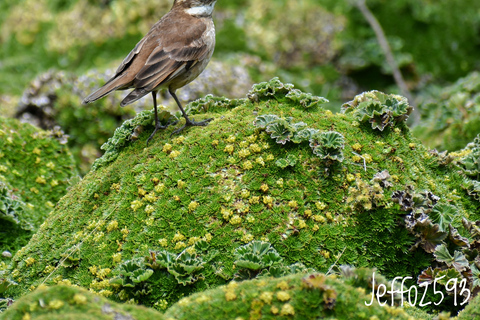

left=82, top=75, right=128, bottom=105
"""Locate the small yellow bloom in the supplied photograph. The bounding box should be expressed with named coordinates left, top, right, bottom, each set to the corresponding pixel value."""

left=230, top=215, right=242, bottom=225
left=188, top=201, right=199, bottom=212
left=25, top=257, right=35, bottom=266
left=112, top=253, right=122, bottom=264
left=36, top=176, right=47, bottom=184
left=73, top=294, right=87, bottom=305
left=173, top=232, right=186, bottom=242
left=169, top=150, right=181, bottom=159
left=32, top=147, right=41, bottom=155
left=224, top=144, right=234, bottom=154
left=260, top=291, right=273, bottom=304
left=159, top=238, right=168, bottom=247
left=162, top=143, right=173, bottom=153
left=352, top=143, right=363, bottom=152
left=107, top=220, right=118, bottom=232
left=260, top=184, right=269, bottom=192
left=204, top=233, right=213, bottom=242
left=48, top=299, right=64, bottom=310
left=243, top=160, right=253, bottom=170
left=174, top=242, right=186, bottom=250
left=276, top=281, right=289, bottom=290
left=225, top=291, right=237, bottom=301
left=249, top=196, right=260, bottom=204
left=250, top=144, right=262, bottom=153
left=276, top=291, right=291, bottom=301
left=145, top=205, right=155, bottom=214
left=280, top=303, right=295, bottom=316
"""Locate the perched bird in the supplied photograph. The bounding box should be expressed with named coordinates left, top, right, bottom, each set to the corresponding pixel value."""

left=83, top=0, right=217, bottom=143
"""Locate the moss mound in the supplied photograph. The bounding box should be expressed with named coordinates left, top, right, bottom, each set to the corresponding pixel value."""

left=0, top=117, right=77, bottom=263
left=0, top=285, right=163, bottom=320
left=3, top=79, right=478, bottom=314
left=164, top=271, right=432, bottom=320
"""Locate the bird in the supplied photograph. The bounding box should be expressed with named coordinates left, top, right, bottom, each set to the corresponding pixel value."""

left=82, top=0, right=217, bottom=144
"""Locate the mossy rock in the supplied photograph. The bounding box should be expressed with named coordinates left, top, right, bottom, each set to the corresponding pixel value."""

left=0, top=285, right=163, bottom=320
left=0, top=117, right=77, bottom=263
left=3, top=80, right=478, bottom=313
left=164, top=271, right=432, bottom=320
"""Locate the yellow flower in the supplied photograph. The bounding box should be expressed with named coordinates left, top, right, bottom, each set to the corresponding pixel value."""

left=169, top=150, right=181, bottom=159
left=144, top=192, right=157, bottom=202
left=226, top=135, right=236, bottom=143
left=243, top=160, right=253, bottom=170
left=225, top=291, right=237, bottom=301
left=174, top=242, right=186, bottom=250
left=36, top=176, right=47, bottom=184
left=131, top=200, right=143, bottom=211
left=25, top=257, right=35, bottom=266
left=158, top=238, right=168, bottom=247
left=352, top=143, right=362, bottom=152
left=204, top=233, right=213, bottom=242
left=173, top=232, right=186, bottom=242
left=73, top=294, right=87, bottom=305
left=105, top=221, right=118, bottom=233
left=256, top=157, right=265, bottom=166
left=276, top=291, right=291, bottom=301
left=288, top=200, right=298, bottom=209
left=250, top=144, right=262, bottom=153
left=224, top=144, right=234, bottom=154
left=162, top=143, right=172, bottom=153
left=249, top=196, right=260, bottom=204
left=145, top=205, right=155, bottom=214
left=112, top=253, right=122, bottom=264
left=211, top=140, right=219, bottom=146
left=241, top=233, right=254, bottom=243
left=188, top=201, right=199, bottom=212
left=260, top=184, right=269, bottom=192
left=280, top=303, right=295, bottom=316
left=259, top=291, right=273, bottom=304
left=312, top=224, right=319, bottom=232
left=155, top=183, right=165, bottom=193
left=230, top=215, right=242, bottom=225
left=48, top=299, right=64, bottom=310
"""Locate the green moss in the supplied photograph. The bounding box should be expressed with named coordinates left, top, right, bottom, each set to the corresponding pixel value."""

left=0, top=117, right=77, bottom=263
left=3, top=80, right=479, bottom=316
left=164, top=271, right=432, bottom=320
left=0, top=285, right=163, bottom=320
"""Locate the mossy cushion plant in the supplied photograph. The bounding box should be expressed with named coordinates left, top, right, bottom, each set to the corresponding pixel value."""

left=0, top=117, right=77, bottom=264
left=3, top=79, right=479, bottom=316
left=0, top=285, right=164, bottom=320
left=1, top=268, right=433, bottom=320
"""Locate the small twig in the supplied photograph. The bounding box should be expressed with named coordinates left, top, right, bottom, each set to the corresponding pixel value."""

left=326, top=246, right=347, bottom=275
left=352, top=151, right=367, bottom=171
left=354, top=0, right=418, bottom=125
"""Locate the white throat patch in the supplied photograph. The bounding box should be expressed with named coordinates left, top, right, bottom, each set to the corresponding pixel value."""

left=185, top=2, right=215, bottom=16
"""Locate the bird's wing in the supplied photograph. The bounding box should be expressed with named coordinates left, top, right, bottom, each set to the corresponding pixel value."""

left=132, top=22, right=211, bottom=91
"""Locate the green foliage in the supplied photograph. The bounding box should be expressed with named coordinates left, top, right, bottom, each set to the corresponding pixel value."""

left=0, top=285, right=164, bottom=320
left=110, top=258, right=154, bottom=288
left=233, top=241, right=283, bottom=277
left=309, top=131, right=345, bottom=162
left=3, top=82, right=477, bottom=316
left=148, top=249, right=206, bottom=286
left=458, top=134, right=480, bottom=179
left=414, top=72, right=480, bottom=151
left=164, top=271, right=431, bottom=320
left=342, top=90, right=412, bottom=131
left=0, top=182, right=33, bottom=231
left=275, top=155, right=297, bottom=169
left=247, top=77, right=328, bottom=111
left=0, top=116, right=77, bottom=263
left=346, top=171, right=391, bottom=211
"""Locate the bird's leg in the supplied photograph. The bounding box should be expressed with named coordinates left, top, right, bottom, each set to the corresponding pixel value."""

left=146, top=92, right=177, bottom=145
left=169, top=88, right=213, bottom=136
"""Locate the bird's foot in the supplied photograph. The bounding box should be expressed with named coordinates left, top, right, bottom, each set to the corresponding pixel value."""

left=171, top=117, right=214, bottom=136
left=146, top=120, right=179, bottom=146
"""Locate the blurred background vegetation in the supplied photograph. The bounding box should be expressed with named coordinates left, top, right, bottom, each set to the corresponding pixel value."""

left=0, top=0, right=479, bottom=174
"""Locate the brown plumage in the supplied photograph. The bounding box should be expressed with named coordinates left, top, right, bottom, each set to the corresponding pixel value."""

left=83, top=0, right=217, bottom=143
